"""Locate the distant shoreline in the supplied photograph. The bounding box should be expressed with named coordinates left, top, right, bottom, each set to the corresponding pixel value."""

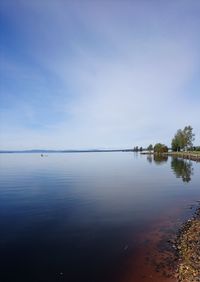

left=0, top=149, right=134, bottom=154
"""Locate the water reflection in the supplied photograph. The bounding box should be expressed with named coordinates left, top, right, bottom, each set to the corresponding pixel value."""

left=153, top=154, right=168, bottom=164
left=171, top=158, right=193, bottom=183
left=1, top=153, right=199, bottom=282
left=147, top=154, right=168, bottom=165
left=146, top=155, right=153, bottom=163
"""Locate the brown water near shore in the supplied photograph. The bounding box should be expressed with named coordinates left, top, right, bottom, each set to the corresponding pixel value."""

left=120, top=204, right=197, bottom=282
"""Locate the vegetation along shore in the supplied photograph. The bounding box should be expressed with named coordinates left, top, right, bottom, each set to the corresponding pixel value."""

left=167, top=151, right=200, bottom=162
left=139, top=125, right=200, bottom=162
left=142, top=151, right=200, bottom=162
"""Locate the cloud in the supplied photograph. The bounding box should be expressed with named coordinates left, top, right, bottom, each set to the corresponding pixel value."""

left=0, top=0, right=200, bottom=149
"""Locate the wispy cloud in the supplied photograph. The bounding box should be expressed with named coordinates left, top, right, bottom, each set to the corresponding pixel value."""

left=0, top=0, right=200, bottom=149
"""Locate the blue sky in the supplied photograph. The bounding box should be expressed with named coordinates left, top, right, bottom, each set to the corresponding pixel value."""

left=0, top=0, right=200, bottom=150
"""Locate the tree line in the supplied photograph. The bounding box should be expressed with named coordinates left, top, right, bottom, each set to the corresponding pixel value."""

left=135, top=125, right=199, bottom=154
left=171, top=125, right=195, bottom=151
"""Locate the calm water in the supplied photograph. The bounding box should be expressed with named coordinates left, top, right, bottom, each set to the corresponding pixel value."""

left=0, top=153, right=199, bottom=282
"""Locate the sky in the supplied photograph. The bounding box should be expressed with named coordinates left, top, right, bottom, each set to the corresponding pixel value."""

left=0, top=0, right=200, bottom=150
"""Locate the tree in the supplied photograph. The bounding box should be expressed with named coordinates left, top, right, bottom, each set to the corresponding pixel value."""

left=171, top=129, right=184, bottom=151
left=154, top=143, right=168, bottom=154
left=171, top=126, right=195, bottom=151
left=147, top=144, right=153, bottom=152
left=183, top=126, right=195, bottom=149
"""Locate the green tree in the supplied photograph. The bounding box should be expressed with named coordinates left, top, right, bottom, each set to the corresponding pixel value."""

left=171, top=126, right=195, bottom=151
left=147, top=144, right=153, bottom=152
left=183, top=126, right=195, bottom=149
left=171, top=129, right=184, bottom=151
left=154, top=143, right=168, bottom=153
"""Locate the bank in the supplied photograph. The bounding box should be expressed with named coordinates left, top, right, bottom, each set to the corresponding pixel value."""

left=167, top=152, right=200, bottom=162
left=141, top=151, right=200, bottom=162
left=175, top=206, right=200, bottom=281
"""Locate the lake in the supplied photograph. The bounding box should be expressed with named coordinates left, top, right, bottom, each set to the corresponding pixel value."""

left=0, top=153, right=199, bottom=282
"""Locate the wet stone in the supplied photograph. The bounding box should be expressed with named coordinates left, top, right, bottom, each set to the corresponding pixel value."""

left=175, top=206, right=200, bottom=281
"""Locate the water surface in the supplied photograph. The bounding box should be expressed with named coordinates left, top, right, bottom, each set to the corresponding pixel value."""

left=0, top=153, right=199, bottom=281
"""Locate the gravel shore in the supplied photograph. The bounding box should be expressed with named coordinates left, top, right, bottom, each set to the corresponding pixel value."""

left=175, top=207, right=200, bottom=281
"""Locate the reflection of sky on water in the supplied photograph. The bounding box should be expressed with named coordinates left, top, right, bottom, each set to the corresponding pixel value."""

left=0, top=153, right=200, bottom=281
left=1, top=153, right=200, bottom=213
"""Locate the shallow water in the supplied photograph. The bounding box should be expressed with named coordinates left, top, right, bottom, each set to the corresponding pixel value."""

left=0, top=152, right=199, bottom=281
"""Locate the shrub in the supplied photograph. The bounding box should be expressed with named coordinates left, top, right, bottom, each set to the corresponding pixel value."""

left=154, top=143, right=168, bottom=154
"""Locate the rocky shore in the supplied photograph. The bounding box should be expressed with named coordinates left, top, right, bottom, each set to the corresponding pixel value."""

left=168, top=152, right=200, bottom=163
left=141, top=151, right=200, bottom=162
left=175, top=206, right=200, bottom=281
